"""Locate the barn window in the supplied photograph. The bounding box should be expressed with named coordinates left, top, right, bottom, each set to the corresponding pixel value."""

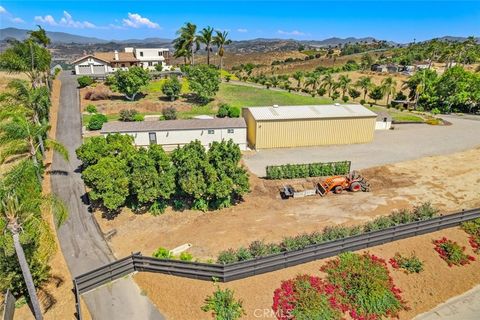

left=227, top=129, right=234, bottom=134
left=140, top=52, right=144, bottom=57
left=208, top=129, right=215, bottom=134
left=383, top=117, right=388, bottom=122
left=149, top=132, right=157, bottom=145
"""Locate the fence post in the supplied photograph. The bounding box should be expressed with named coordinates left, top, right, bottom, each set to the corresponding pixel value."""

left=2, top=289, right=16, bottom=320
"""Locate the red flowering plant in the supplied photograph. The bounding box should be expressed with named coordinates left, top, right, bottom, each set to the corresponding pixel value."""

left=461, top=218, right=480, bottom=254
left=389, top=252, right=424, bottom=274
left=272, top=274, right=345, bottom=320
left=433, top=237, right=475, bottom=267
left=320, top=252, right=408, bottom=320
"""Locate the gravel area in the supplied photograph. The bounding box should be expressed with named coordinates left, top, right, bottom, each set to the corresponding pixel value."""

left=244, top=116, right=480, bottom=176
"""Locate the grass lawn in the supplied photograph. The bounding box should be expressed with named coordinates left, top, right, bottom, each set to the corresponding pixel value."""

left=145, top=78, right=190, bottom=95
left=367, top=105, right=425, bottom=123
left=210, top=83, right=332, bottom=109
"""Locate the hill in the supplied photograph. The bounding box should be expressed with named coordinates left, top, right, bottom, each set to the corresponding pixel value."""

left=0, top=27, right=108, bottom=44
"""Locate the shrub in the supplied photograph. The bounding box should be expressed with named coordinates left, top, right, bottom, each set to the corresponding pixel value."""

left=248, top=240, right=270, bottom=258
left=431, top=107, right=441, bottom=115
left=228, top=106, right=240, bottom=118
left=360, top=99, right=366, bottom=105
left=266, top=161, right=351, bottom=179
left=133, top=113, right=144, bottom=121
left=389, top=252, right=424, bottom=273
left=155, top=63, right=163, bottom=72
left=321, top=252, right=407, bottom=320
left=84, top=87, right=110, bottom=100
left=317, top=87, right=327, bottom=96
left=162, top=106, right=177, bottom=120
left=281, top=234, right=312, bottom=251
left=272, top=275, right=344, bottom=320
left=87, top=114, right=107, bottom=130
left=119, top=109, right=139, bottom=122
left=179, top=252, right=193, bottom=261
left=342, top=96, right=349, bottom=103
left=461, top=218, right=480, bottom=253
left=77, top=75, right=94, bottom=88
left=433, top=237, right=475, bottom=266
left=201, top=285, right=245, bottom=320
left=153, top=247, right=172, bottom=259
left=149, top=200, right=167, bottom=216
left=236, top=247, right=253, bottom=261
left=217, top=104, right=230, bottom=118
left=225, top=74, right=232, bottom=82
left=162, top=76, right=182, bottom=101
left=86, top=104, right=97, bottom=114
left=217, top=249, right=238, bottom=264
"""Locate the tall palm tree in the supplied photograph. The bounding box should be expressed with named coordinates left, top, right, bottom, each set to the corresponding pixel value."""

left=305, top=72, right=320, bottom=91
left=337, top=75, right=352, bottom=99
left=173, top=22, right=199, bottom=65
left=381, top=76, right=397, bottom=105
left=0, top=115, right=68, bottom=183
left=1, top=191, right=67, bottom=320
left=355, top=76, right=373, bottom=100
left=321, top=73, right=335, bottom=97
left=213, top=31, right=232, bottom=72
left=198, top=26, right=214, bottom=65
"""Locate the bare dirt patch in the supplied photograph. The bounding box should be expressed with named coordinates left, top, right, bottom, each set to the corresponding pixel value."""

left=134, top=226, right=480, bottom=320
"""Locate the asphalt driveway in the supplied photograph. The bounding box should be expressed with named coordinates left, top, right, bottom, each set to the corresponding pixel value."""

left=51, top=72, right=164, bottom=320
left=244, top=115, right=480, bottom=176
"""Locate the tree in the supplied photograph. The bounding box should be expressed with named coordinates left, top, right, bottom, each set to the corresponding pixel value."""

left=355, top=76, right=373, bottom=100
left=87, top=114, right=108, bottom=130
left=75, top=136, right=110, bottom=167
left=305, top=72, right=320, bottom=91
left=0, top=115, right=68, bottom=182
left=28, top=25, right=50, bottom=48
left=77, top=76, right=94, bottom=88
left=185, top=65, right=221, bottom=103
left=199, top=26, right=214, bottom=65
left=360, top=53, right=374, bottom=71
left=174, top=22, right=200, bottom=65
left=337, top=75, right=352, bottom=98
left=0, top=38, right=51, bottom=88
left=213, top=31, right=232, bottom=72
left=114, top=66, right=150, bottom=101
left=321, top=73, right=335, bottom=97
left=292, top=71, right=304, bottom=90
left=368, top=86, right=385, bottom=104
left=201, top=285, right=245, bottom=320
left=147, top=145, right=176, bottom=200
left=162, top=76, right=182, bottom=101
left=82, top=157, right=130, bottom=211
left=381, top=76, right=397, bottom=105
left=129, top=149, right=163, bottom=206
left=348, top=88, right=361, bottom=100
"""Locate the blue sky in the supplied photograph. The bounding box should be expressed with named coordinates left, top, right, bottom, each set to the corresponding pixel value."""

left=1, top=1, right=479, bottom=42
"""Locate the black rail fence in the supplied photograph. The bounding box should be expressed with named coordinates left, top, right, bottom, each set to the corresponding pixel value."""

left=73, top=208, right=480, bottom=319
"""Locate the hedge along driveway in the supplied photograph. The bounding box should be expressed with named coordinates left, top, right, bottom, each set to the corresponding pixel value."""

left=266, top=161, right=351, bottom=179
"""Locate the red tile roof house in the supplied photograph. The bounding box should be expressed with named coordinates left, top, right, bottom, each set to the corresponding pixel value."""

left=72, top=47, right=170, bottom=75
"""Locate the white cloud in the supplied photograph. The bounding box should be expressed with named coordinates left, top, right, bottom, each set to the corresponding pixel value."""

left=35, top=11, right=95, bottom=28
left=277, top=30, right=306, bottom=36
left=122, top=13, right=159, bottom=29
left=237, top=28, right=248, bottom=33
left=0, top=5, right=24, bottom=23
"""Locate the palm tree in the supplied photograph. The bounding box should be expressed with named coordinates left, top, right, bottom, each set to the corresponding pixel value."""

left=0, top=115, right=68, bottom=183
left=173, top=22, right=199, bottom=65
left=381, top=76, right=397, bottom=105
left=198, top=26, right=214, bottom=65
left=28, top=26, right=50, bottom=48
left=1, top=191, right=67, bottom=320
left=292, top=71, right=304, bottom=90
left=355, top=76, right=373, bottom=100
left=337, top=75, right=352, bottom=99
left=305, top=72, right=320, bottom=91
left=321, top=73, right=335, bottom=97
left=213, top=31, right=232, bottom=72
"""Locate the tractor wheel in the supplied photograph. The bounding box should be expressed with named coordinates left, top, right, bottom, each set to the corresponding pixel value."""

left=334, top=186, right=343, bottom=194
left=349, top=182, right=362, bottom=192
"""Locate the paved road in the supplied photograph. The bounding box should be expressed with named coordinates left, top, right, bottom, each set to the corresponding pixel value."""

left=51, top=73, right=164, bottom=320
left=414, top=285, right=480, bottom=320
left=244, top=115, right=480, bottom=176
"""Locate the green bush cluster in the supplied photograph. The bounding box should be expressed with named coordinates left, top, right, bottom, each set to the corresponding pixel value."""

left=77, top=75, right=94, bottom=88
left=152, top=247, right=194, bottom=261
left=86, top=104, right=97, bottom=114
left=119, top=109, right=142, bottom=122
left=216, top=203, right=438, bottom=264
left=266, top=161, right=351, bottom=179
left=87, top=114, right=108, bottom=130
left=216, top=103, right=240, bottom=118
left=76, top=137, right=250, bottom=212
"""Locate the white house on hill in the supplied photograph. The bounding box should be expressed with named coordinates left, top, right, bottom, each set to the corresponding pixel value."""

left=73, top=47, right=170, bottom=75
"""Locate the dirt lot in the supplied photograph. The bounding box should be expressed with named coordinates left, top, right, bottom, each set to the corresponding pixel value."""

left=96, top=147, right=480, bottom=262
left=135, top=226, right=480, bottom=320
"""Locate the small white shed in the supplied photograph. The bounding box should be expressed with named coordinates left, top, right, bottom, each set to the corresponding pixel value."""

left=375, top=112, right=392, bottom=130
left=100, top=118, right=247, bottom=151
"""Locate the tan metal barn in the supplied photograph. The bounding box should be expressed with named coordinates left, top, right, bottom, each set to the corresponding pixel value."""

left=242, top=104, right=377, bottom=149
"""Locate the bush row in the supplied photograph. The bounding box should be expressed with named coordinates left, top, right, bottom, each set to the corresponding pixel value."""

left=217, top=203, right=439, bottom=264
left=265, top=161, right=351, bottom=179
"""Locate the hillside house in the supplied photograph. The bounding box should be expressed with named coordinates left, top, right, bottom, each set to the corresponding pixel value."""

left=73, top=47, right=170, bottom=75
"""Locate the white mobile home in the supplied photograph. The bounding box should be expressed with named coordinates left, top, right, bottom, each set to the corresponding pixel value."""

left=100, top=118, right=247, bottom=151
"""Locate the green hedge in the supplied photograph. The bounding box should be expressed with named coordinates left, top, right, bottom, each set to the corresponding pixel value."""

left=266, top=161, right=351, bottom=179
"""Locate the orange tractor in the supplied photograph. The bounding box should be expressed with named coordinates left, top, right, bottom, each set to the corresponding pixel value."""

left=281, top=171, right=370, bottom=199
left=317, top=171, right=370, bottom=196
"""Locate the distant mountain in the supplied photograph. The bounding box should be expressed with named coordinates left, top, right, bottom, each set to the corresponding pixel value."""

left=301, top=37, right=381, bottom=47
left=435, top=36, right=480, bottom=43
left=0, top=27, right=108, bottom=44
left=117, top=37, right=172, bottom=44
